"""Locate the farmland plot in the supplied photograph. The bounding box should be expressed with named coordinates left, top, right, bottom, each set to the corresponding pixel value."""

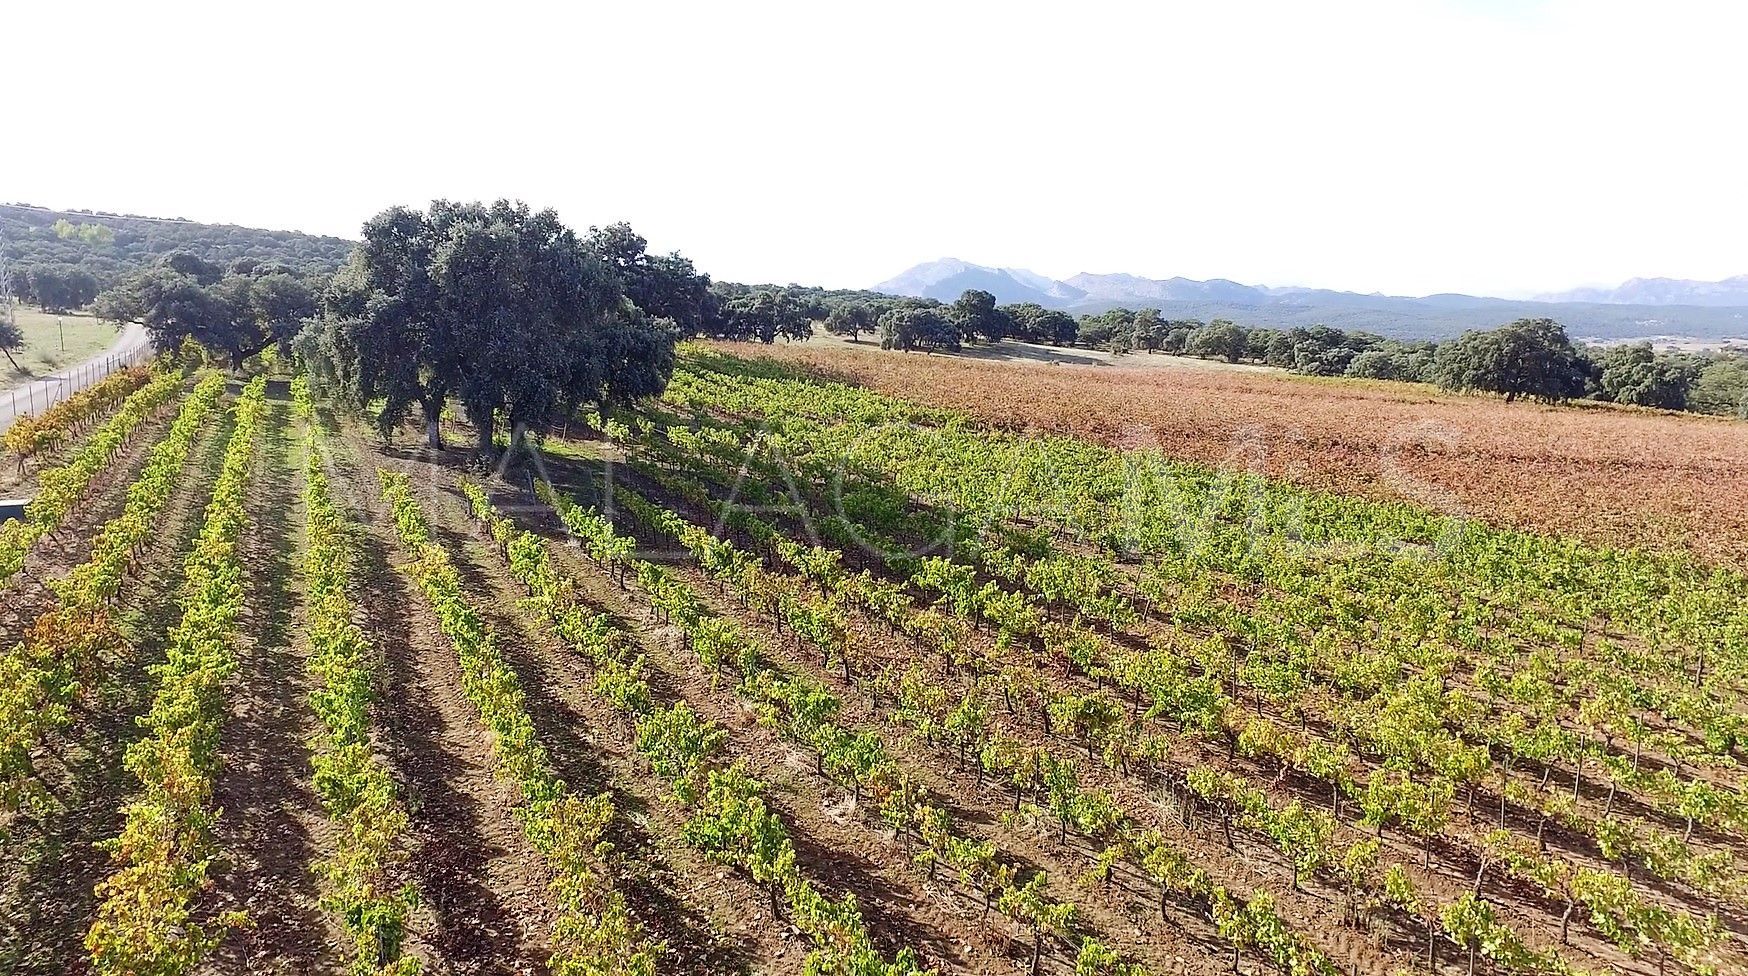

left=4, top=348, right=1745, bottom=976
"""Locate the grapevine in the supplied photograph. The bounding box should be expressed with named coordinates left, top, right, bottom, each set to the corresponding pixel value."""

left=0, top=369, right=226, bottom=814
left=3, top=365, right=152, bottom=468
left=85, top=375, right=268, bottom=975
left=296, top=379, right=422, bottom=975
left=379, top=471, right=666, bottom=976
left=0, top=365, right=189, bottom=588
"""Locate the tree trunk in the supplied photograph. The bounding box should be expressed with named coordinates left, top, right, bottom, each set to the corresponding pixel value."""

left=421, top=397, right=445, bottom=448
left=476, top=414, right=496, bottom=456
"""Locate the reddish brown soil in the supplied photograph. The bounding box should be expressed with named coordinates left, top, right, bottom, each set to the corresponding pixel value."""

left=325, top=432, right=560, bottom=975
left=369, top=437, right=974, bottom=973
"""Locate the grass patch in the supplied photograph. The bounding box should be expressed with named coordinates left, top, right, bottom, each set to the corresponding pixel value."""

left=3, top=310, right=120, bottom=387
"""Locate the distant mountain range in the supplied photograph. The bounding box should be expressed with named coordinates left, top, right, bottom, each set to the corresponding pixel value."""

left=1533, top=276, right=1748, bottom=307
left=871, top=259, right=1748, bottom=343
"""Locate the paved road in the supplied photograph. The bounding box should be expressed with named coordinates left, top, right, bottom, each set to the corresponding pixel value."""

left=0, top=322, right=153, bottom=435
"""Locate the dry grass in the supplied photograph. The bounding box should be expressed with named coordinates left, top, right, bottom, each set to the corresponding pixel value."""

left=713, top=339, right=1748, bottom=567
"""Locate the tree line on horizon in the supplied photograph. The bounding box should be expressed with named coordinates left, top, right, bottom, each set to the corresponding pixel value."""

left=9, top=198, right=1745, bottom=425
left=730, top=286, right=1747, bottom=418
left=1067, top=304, right=1747, bottom=414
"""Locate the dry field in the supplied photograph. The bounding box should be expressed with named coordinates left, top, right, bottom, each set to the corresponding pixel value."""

left=719, top=339, right=1748, bottom=568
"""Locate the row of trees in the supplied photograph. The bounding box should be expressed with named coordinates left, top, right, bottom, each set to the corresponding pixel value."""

left=713, top=289, right=1237, bottom=355
left=1062, top=306, right=1748, bottom=412
left=1123, top=313, right=1744, bottom=412
left=16, top=266, right=101, bottom=313
left=92, top=255, right=320, bottom=369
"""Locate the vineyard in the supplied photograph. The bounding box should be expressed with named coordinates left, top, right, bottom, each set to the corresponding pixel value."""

left=1, top=345, right=1745, bottom=976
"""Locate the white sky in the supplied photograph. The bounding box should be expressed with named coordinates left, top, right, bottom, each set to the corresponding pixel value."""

left=9, top=0, right=1746, bottom=298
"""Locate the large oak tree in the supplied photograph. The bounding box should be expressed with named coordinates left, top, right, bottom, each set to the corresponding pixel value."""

left=120, top=261, right=316, bottom=371
left=314, top=200, right=679, bottom=453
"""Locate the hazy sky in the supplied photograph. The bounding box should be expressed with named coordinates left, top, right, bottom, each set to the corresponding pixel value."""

left=10, top=1, right=1746, bottom=297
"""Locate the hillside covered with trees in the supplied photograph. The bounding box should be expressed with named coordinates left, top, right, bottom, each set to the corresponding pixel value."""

left=0, top=203, right=353, bottom=308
